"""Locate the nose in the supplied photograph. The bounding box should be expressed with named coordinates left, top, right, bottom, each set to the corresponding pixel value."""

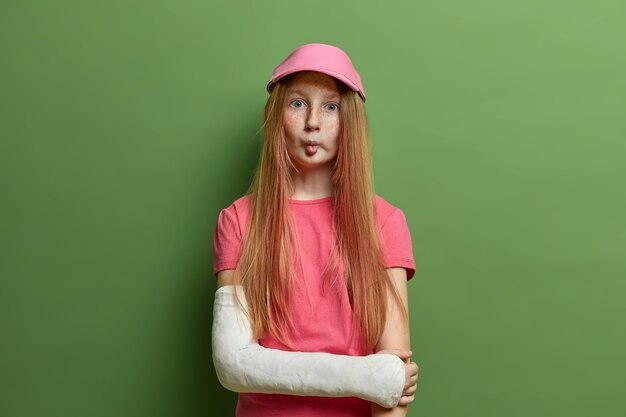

left=305, top=107, right=320, bottom=132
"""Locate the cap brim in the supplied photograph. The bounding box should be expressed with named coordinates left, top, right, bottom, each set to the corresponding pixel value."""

left=266, top=67, right=366, bottom=102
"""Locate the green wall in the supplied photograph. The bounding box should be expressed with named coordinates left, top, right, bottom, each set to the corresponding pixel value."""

left=1, top=0, right=625, bottom=416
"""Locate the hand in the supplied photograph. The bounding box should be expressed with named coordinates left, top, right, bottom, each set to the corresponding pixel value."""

left=375, top=349, right=419, bottom=406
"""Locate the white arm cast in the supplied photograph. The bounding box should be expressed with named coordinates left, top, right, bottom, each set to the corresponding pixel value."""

left=211, top=285, right=405, bottom=408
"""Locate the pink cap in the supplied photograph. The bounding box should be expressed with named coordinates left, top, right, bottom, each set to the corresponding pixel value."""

left=266, top=43, right=366, bottom=102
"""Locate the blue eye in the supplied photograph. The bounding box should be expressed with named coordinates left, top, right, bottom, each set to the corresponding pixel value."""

left=327, top=103, right=339, bottom=111
left=292, top=100, right=305, bottom=108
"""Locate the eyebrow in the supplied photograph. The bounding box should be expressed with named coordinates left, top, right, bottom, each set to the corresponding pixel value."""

left=288, top=89, right=340, bottom=99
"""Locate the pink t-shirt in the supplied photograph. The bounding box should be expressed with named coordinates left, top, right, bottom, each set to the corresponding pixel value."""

left=213, top=194, right=415, bottom=417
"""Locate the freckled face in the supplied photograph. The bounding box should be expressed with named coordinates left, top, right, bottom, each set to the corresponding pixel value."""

left=282, top=71, right=341, bottom=171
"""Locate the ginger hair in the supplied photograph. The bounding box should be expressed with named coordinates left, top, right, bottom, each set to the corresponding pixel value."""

left=229, top=72, right=408, bottom=353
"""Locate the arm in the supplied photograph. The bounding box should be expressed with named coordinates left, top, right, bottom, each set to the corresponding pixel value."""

left=371, top=267, right=417, bottom=417
left=212, top=271, right=407, bottom=408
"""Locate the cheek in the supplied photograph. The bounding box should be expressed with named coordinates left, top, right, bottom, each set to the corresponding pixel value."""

left=330, top=117, right=341, bottom=137
left=282, top=114, right=298, bottom=133
left=282, top=119, right=298, bottom=147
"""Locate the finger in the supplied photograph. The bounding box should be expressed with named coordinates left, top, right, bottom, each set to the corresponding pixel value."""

left=403, top=384, right=417, bottom=396
left=405, top=381, right=417, bottom=391
left=398, top=395, right=415, bottom=406
left=405, top=373, right=418, bottom=389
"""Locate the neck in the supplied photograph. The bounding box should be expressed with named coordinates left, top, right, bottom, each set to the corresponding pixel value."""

left=290, top=166, right=334, bottom=200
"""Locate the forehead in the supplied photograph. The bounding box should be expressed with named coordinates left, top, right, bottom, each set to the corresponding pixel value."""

left=287, top=71, right=340, bottom=96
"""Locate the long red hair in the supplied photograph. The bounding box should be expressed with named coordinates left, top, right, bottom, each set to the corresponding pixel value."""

left=229, top=72, right=408, bottom=353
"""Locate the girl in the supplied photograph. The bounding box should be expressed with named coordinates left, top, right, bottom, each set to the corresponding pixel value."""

left=212, top=43, right=419, bottom=417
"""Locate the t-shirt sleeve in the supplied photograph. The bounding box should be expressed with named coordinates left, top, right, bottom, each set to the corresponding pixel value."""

left=380, top=208, right=416, bottom=281
left=212, top=206, right=243, bottom=277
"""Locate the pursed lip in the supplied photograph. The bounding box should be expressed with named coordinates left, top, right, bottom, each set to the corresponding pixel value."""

left=305, top=140, right=319, bottom=146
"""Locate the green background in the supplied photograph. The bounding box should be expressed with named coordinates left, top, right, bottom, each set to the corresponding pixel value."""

left=1, top=0, right=625, bottom=416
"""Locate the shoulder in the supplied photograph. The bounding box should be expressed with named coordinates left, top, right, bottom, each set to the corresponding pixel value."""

left=220, top=194, right=252, bottom=216
left=229, top=193, right=253, bottom=214
left=216, top=194, right=252, bottom=233
left=374, top=194, right=416, bottom=280
left=374, top=194, right=405, bottom=228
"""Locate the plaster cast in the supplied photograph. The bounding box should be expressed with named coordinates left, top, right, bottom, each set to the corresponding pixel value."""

left=211, top=285, right=406, bottom=408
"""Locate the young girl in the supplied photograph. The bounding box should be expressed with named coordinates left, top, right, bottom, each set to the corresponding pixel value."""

left=212, top=43, right=419, bottom=417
